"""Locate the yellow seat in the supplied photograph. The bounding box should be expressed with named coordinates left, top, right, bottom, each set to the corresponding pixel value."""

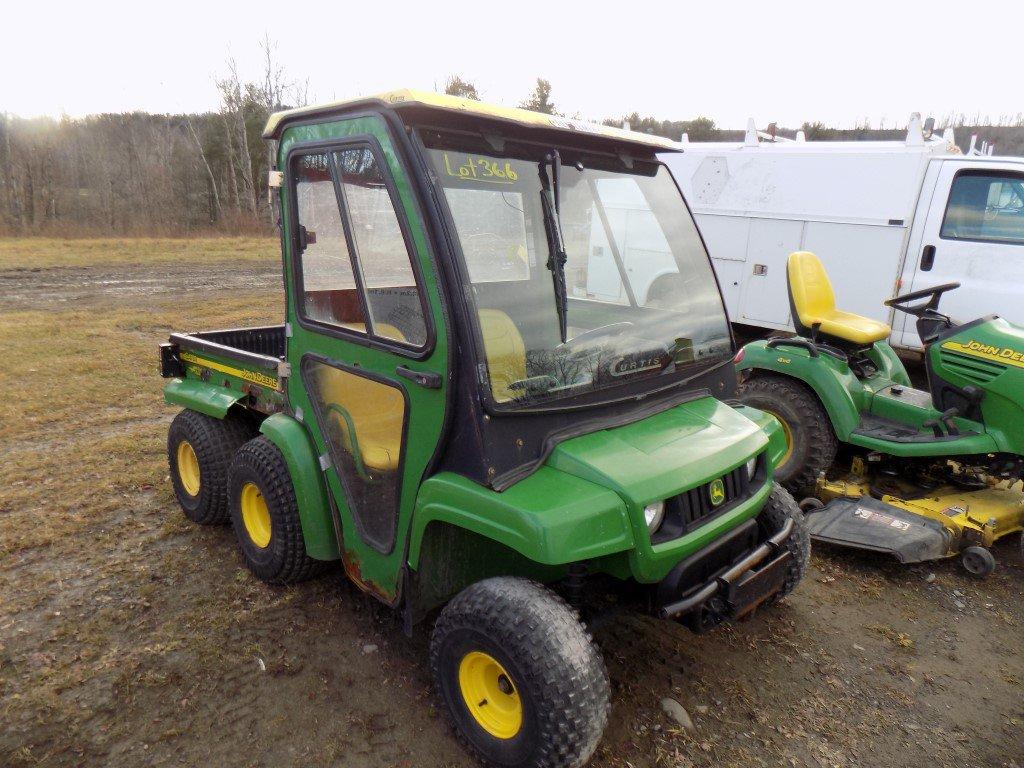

left=787, top=251, right=891, bottom=346
left=478, top=309, right=527, bottom=403
left=315, top=354, right=406, bottom=476
left=340, top=322, right=407, bottom=343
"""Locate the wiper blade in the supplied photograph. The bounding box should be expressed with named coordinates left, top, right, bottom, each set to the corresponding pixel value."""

left=539, top=150, right=569, bottom=343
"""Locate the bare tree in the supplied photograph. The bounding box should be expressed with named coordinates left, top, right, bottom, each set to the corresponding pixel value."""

left=185, top=114, right=221, bottom=221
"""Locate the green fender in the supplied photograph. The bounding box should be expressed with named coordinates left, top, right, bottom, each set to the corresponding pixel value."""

left=259, top=413, right=341, bottom=561
left=164, top=378, right=246, bottom=418
left=732, top=404, right=788, bottom=470
left=737, top=340, right=864, bottom=440
left=407, top=467, right=634, bottom=570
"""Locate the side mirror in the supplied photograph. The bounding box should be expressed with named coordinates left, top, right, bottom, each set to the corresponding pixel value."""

left=297, top=225, right=316, bottom=252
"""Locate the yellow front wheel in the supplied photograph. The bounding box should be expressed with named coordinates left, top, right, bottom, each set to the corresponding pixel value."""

left=431, top=578, right=610, bottom=767
left=458, top=651, right=522, bottom=739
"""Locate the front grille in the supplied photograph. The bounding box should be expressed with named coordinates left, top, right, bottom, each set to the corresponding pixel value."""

left=651, top=458, right=759, bottom=544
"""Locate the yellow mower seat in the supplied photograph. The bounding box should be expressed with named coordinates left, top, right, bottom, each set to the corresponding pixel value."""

left=787, top=251, right=890, bottom=346
left=478, top=309, right=527, bottom=403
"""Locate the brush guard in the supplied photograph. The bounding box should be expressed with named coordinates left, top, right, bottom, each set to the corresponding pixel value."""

left=657, top=517, right=794, bottom=623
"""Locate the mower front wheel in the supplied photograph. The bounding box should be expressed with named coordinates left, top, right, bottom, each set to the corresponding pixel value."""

left=430, top=577, right=610, bottom=768
left=960, top=546, right=996, bottom=578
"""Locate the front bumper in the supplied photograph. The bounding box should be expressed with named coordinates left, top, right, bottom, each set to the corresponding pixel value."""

left=656, top=517, right=794, bottom=624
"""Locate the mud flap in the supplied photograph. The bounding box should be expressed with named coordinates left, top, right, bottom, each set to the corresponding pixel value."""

left=803, top=496, right=951, bottom=563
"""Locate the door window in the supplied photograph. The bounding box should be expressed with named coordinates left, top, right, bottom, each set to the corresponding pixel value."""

left=303, top=359, right=406, bottom=551
left=941, top=172, right=1024, bottom=245
left=293, top=146, right=429, bottom=347
left=294, top=153, right=365, bottom=328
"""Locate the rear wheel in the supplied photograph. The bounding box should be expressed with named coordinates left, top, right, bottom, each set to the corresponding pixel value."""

left=168, top=409, right=253, bottom=525
left=738, top=374, right=837, bottom=492
left=430, top=577, right=610, bottom=768
left=228, top=436, right=323, bottom=584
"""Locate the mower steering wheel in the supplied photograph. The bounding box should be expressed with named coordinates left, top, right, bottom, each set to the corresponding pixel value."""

left=884, top=282, right=960, bottom=318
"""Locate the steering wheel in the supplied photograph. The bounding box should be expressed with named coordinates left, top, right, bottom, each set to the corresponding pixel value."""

left=884, top=283, right=960, bottom=318
left=560, top=322, right=634, bottom=349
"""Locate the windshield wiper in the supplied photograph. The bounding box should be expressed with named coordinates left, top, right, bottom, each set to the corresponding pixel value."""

left=538, top=150, right=569, bottom=343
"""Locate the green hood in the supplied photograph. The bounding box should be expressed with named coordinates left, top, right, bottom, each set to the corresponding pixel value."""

left=545, top=396, right=768, bottom=506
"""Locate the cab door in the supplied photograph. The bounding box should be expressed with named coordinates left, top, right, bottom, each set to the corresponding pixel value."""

left=278, top=115, right=449, bottom=603
left=899, top=159, right=1024, bottom=348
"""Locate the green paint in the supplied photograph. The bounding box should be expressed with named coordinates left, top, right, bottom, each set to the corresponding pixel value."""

left=259, top=413, right=340, bottom=561
left=738, top=316, right=1024, bottom=459
left=732, top=404, right=788, bottom=469
left=279, top=115, right=449, bottom=602
left=408, top=467, right=632, bottom=569
left=164, top=378, right=246, bottom=418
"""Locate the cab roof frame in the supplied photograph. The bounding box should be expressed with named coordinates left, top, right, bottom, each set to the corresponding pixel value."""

left=262, top=89, right=682, bottom=154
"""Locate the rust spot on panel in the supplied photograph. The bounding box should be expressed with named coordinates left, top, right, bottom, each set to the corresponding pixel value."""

left=341, top=547, right=396, bottom=604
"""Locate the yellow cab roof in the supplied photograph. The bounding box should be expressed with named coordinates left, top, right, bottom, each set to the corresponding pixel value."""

left=262, top=88, right=680, bottom=151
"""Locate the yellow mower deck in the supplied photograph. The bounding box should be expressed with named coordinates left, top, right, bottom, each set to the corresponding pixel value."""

left=812, top=460, right=1024, bottom=565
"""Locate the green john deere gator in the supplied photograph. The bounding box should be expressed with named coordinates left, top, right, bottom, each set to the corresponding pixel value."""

left=159, top=90, right=808, bottom=768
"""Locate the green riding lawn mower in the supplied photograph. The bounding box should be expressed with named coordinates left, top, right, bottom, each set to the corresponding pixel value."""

left=737, top=250, right=1024, bottom=577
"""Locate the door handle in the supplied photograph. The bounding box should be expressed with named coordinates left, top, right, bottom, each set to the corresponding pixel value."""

left=395, top=365, right=442, bottom=389
left=920, top=244, right=936, bottom=271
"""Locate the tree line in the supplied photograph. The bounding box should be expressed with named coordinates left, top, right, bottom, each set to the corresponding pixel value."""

left=2, top=67, right=1022, bottom=237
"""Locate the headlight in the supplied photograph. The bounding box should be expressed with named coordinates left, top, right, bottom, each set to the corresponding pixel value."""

left=643, top=501, right=665, bottom=533
left=745, top=456, right=758, bottom=480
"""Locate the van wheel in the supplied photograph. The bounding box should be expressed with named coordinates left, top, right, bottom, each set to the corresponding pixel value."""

left=738, top=374, right=837, bottom=492
left=228, top=436, right=323, bottom=584
left=430, top=577, right=610, bottom=768
left=168, top=409, right=253, bottom=525
left=756, top=483, right=811, bottom=602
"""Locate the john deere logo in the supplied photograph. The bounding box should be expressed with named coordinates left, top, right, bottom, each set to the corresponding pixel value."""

left=709, top=478, right=726, bottom=506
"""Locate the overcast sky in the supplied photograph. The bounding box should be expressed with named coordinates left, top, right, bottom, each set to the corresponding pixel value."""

left=4, top=0, right=1022, bottom=129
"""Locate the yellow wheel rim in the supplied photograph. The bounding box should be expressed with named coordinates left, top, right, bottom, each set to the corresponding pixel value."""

left=458, top=651, right=522, bottom=739
left=176, top=441, right=201, bottom=497
left=240, top=482, right=272, bottom=548
left=766, top=410, right=795, bottom=466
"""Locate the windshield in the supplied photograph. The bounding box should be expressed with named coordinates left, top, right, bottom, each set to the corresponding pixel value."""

left=423, top=131, right=732, bottom=408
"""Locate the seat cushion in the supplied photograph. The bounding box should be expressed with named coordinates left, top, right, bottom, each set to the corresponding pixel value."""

left=478, top=309, right=527, bottom=403
left=817, top=309, right=891, bottom=346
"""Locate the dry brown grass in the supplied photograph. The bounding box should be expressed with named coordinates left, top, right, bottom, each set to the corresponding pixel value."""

left=0, top=236, right=277, bottom=269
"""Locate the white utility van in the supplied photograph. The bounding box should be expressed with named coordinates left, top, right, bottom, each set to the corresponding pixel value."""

left=659, top=118, right=1024, bottom=351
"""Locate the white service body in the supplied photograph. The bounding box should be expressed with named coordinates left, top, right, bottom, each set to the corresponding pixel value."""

left=658, top=131, right=1024, bottom=351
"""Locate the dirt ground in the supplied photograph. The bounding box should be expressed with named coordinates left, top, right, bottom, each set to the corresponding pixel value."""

left=1, top=238, right=1021, bottom=768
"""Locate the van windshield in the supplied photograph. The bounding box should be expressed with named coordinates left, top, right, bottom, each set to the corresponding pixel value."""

left=422, top=132, right=732, bottom=408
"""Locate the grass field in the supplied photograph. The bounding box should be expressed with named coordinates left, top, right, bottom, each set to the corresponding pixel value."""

left=0, top=236, right=278, bottom=270
left=1, top=238, right=1022, bottom=768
